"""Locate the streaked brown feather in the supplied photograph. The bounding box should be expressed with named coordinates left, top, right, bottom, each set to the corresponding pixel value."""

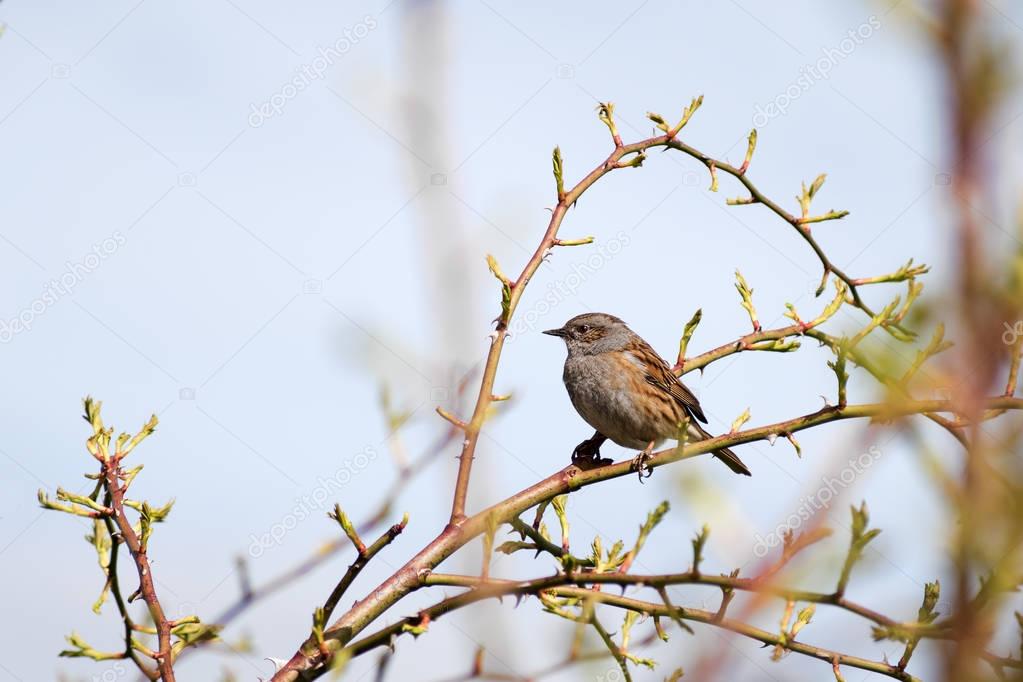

left=624, top=336, right=708, bottom=424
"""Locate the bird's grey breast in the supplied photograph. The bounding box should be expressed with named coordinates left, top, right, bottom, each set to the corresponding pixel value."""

left=562, top=351, right=650, bottom=449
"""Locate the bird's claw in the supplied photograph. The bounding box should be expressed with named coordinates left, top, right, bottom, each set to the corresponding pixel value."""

left=631, top=451, right=654, bottom=483
left=572, top=437, right=611, bottom=469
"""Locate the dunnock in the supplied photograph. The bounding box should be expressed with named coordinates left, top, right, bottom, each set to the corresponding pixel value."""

left=544, top=312, right=751, bottom=478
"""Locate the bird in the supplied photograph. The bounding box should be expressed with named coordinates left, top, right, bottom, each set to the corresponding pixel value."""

left=544, top=312, right=751, bottom=479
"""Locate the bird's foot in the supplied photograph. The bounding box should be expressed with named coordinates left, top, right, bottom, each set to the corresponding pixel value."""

left=631, top=442, right=656, bottom=483
left=572, top=436, right=612, bottom=469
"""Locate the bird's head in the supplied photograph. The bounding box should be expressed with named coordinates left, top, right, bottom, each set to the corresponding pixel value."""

left=543, top=313, right=631, bottom=355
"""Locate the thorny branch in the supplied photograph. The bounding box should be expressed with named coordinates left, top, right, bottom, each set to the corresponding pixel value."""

left=266, top=97, right=1023, bottom=681
left=49, top=68, right=1023, bottom=679
left=42, top=399, right=218, bottom=681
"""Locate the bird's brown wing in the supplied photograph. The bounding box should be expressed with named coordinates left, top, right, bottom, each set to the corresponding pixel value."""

left=628, top=337, right=708, bottom=424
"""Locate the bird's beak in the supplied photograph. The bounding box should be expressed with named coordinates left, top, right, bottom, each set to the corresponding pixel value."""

left=543, top=327, right=567, bottom=338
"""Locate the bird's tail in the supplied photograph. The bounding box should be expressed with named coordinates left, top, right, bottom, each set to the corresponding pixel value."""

left=689, top=422, right=751, bottom=476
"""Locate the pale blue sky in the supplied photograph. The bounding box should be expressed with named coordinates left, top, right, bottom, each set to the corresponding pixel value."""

left=1, top=1, right=1022, bottom=680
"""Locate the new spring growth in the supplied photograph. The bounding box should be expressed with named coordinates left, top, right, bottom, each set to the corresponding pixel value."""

left=734, top=270, right=760, bottom=332
left=597, top=102, right=621, bottom=145
left=896, top=581, right=941, bottom=668
left=675, top=308, right=702, bottom=369
left=120, top=464, right=144, bottom=489
left=551, top=495, right=571, bottom=553
left=83, top=395, right=104, bottom=433
left=485, top=254, right=512, bottom=323
left=646, top=97, right=704, bottom=138
left=620, top=611, right=656, bottom=669
left=691, top=524, right=710, bottom=575
left=876, top=295, right=918, bottom=343
left=815, top=268, right=831, bottom=297
left=588, top=535, right=626, bottom=573
left=137, top=501, right=170, bottom=552
left=616, top=151, right=647, bottom=169
left=83, top=396, right=111, bottom=461
left=785, top=433, right=803, bottom=458
left=59, top=632, right=123, bottom=661
left=716, top=568, right=740, bottom=622
left=552, top=146, right=565, bottom=201
left=730, top=407, right=751, bottom=433
left=670, top=95, right=704, bottom=137
left=789, top=277, right=845, bottom=325
left=917, top=581, right=940, bottom=625
left=435, top=406, right=467, bottom=430
left=646, top=111, right=670, bottom=133
left=398, top=613, right=431, bottom=642
left=790, top=604, right=816, bottom=639
left=123, top=497, right=174, bottom=522
left=748, top=338, right=802, bottom=353
left=892, top=279, right=924, bottom=326
left=796, top=173, right=849, bottom=226
left=773, top=601, right=796, bottom=661
left=798, top=174, right=826, bottom=219
left=848, top=297, right=902, bottom=348
left=901, top=323, right=951, bottom=384
left=726, top=194, right=756, bottom=206
left=836, top=502, right=881, bottom=596
left=82, top=397, right=158, bottom=462
left=708, top=161, right=719, bottom=192
left=828, top=343, right=850, bottom=407
left=87, top=521, right=113, bottom=613
left=554, top=236, right=595, bottom=247
left=494, top=533, right=536, bottom=559
left=119, top=413, right=158, bottom=459
left=329, top=503, right=366, bottom=555
left=739, top=129, right=757, bottom=175
left=630, top=501, right=669, bottom=565
left=169, top=620, right=220, bottom=658
left=852, top=258, right=930, bottom=285
left=816, top=279, right=848, bottom=325
left=653, top=613, right=670, bottom=642
left=38, top=488, right=110, bottom=518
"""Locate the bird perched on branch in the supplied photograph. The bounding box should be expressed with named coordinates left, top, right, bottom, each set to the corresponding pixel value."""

left=544, top=312, right=751, bottom=480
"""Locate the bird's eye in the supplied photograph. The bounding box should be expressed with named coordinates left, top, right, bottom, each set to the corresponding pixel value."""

left=577, top=324, right=590, bottom=334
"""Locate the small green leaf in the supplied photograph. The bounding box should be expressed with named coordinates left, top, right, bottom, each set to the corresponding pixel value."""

left=552, top=146, right=565, bottom=198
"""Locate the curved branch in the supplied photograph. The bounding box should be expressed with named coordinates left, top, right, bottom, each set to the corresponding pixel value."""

left=269, top=396, right=1023, bottom=680
left=343, top=578, right=925, bottom=682
left=446, top=119, right=894, bottom=526
left=665, top=138, right=877, bottom=316
left=270, top=103, right=1018, bottom=681
left=422, top=572, right=938, bottom=637
left=679, top=315, right=967, bottom=446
